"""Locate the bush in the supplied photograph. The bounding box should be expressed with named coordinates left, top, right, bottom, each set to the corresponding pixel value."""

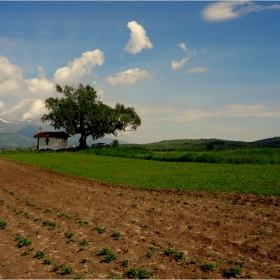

left=111, top=139, right=120, bottom=147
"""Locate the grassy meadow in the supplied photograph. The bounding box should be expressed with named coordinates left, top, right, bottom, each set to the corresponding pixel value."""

left=1, top=147, right=280, bottom=196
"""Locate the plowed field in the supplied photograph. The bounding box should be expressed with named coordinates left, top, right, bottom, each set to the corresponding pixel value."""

left=0, top=158, right=279, bottom=279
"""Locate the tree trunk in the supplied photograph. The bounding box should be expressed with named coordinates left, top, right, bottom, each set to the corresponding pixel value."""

left=79, top=134, right=88, bottom=149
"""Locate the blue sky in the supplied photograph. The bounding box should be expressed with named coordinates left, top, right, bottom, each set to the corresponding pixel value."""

left=0, top=1, right=279, bottom=143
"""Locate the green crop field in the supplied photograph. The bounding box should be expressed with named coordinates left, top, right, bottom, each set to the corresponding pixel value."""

left=1, top=149, right=280, bottom=196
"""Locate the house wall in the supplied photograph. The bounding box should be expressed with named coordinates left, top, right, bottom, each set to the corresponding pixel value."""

left=38, top=137, right=68, bottom=150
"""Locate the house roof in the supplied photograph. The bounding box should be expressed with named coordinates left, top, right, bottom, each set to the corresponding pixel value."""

left=33, top=131, right=71, bottom=138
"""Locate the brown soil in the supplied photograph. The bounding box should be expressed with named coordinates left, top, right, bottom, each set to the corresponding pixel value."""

left=0, top=158, right=280, bottom=279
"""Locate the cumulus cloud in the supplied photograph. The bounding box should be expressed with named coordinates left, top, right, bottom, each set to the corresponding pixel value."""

left=202, top=1, right=280, bottom=22
left=186, top=67, right=209, bottom=74
left=106, top=68, right=152, bottom=86
left=0, top=56, right=23, bottom=96
left=0, top=98, right=47, bottom=121
left=53, top=49, right=105, bottom=85
left=171, top=57, right=190, bottom=71
left=25, top=67, right=55, bottom=95
left=125, top=21, right=153, bottom=54
left=0, top=49, right=105, bottom=121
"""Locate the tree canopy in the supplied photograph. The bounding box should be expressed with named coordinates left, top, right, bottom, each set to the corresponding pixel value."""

left=41, top=84, right=141, bottom=148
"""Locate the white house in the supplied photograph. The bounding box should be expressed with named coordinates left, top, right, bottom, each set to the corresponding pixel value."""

left=33, top=131, right=70, bottom=150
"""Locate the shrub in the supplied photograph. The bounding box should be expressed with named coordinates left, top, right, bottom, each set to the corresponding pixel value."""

left=111, top=139, right=120, bottom=147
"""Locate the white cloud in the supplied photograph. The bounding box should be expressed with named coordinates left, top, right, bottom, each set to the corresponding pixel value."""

left=106, top=68, right=152, bottom=86
left=125, top=21, right=153, bottom=55
left=53, top=49, right=105, bottom=85
left=171, top=57, right=190, bottom=71
left=171, top=104, right=280, bottom=122
left=186, top=67, right=209, bottom=74
left=0, top=56, right=23, bottom=96
left=202, top=1, right=280, bottom=22
left=0, top=98, right=47, bottom=121
left=21, top=99, right=47, bottom=120
left=25, top=67, right=55, bottom=95
left=178, top=43, right=188, bottom=52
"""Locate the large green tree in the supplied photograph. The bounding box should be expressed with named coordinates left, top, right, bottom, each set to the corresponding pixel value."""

left=41, top=84, right=141, bottom=148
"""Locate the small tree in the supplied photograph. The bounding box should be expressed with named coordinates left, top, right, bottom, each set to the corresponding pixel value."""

left=111, top=139, right=119, bottom=147
left=41, top=84, right=141, bottom=148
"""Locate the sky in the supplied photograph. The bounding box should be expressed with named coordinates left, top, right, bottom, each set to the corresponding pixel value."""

left=0, top=1, right=280, bottom=144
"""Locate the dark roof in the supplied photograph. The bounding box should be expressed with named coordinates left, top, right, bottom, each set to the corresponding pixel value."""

left=33, top=131, right=70, bottom=138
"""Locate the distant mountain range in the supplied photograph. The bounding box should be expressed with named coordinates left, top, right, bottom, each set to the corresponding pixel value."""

left=0, top=118, right=128, bottom=149
left=141, top=137, right=280, bottom=151
left=1, top=118, right=279, bottom=150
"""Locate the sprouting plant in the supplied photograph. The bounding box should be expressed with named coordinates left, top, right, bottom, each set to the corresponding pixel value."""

left=95, top=225, right=106, bottom=234
left=65, top=214, right=73, bottom=219
left=85, top=269, right=95, bottom=275
left=42, top=220, right=56, bottom=229
left=0, top=220, right=7, bottom=230
left=111, top=231, right=121, bottom=240
left=9, top=191, right=14, bottom=195
left=34, top=250, right=46, bottom=259
left=222, top=266, right=242, bottom=278
left=141, top=224, right=149, bottom=229
left=52, top=263, right=62, bottom=272
left=75, top=274, right=84, bottom=279
left=200, top=262, right=218, bottom=272
left=25, top=201, right=35, bottom=206
left=14, top=232, right=22, bottom=241
left=24, top=212, right=29, bottom=218
left=123, top=267, right=150, bottom=279
left=65, top=232, right=74, bottom=239
left=78, top=219, right=89, bottom=226
left=33, top=217, right=41, bottom=222
left=18, top=237, right=32, bottom=248
left=79, top=239, right=90, bottom=246
left=236, top=258, right=247, bottom=267
left=60, top=266, right=74, bottom=275
left=97, top=247, right=117, bottom=263
left=145, top=250, right=153, bottom=258
left=174, top=251, right=186, bottom=261
left=82, top=257, right=93, bottom=264
left=45, top=208, right=52, bottom=213
left=57, top=213, right=64, bottom=218
left=78, top=247, right=85, bottom=252
left=43, top=258, right=53, bottom=265
left=164, top=247, right=175, bottom=256
left=121, top=259, right=130, bottom=267
left=22, top=248, right=34, bottom=256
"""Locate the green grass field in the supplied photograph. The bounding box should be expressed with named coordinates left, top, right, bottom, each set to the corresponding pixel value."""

left=1, top=150, right=280, bottom=196
left=81, top=146, right=280, bottom=164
